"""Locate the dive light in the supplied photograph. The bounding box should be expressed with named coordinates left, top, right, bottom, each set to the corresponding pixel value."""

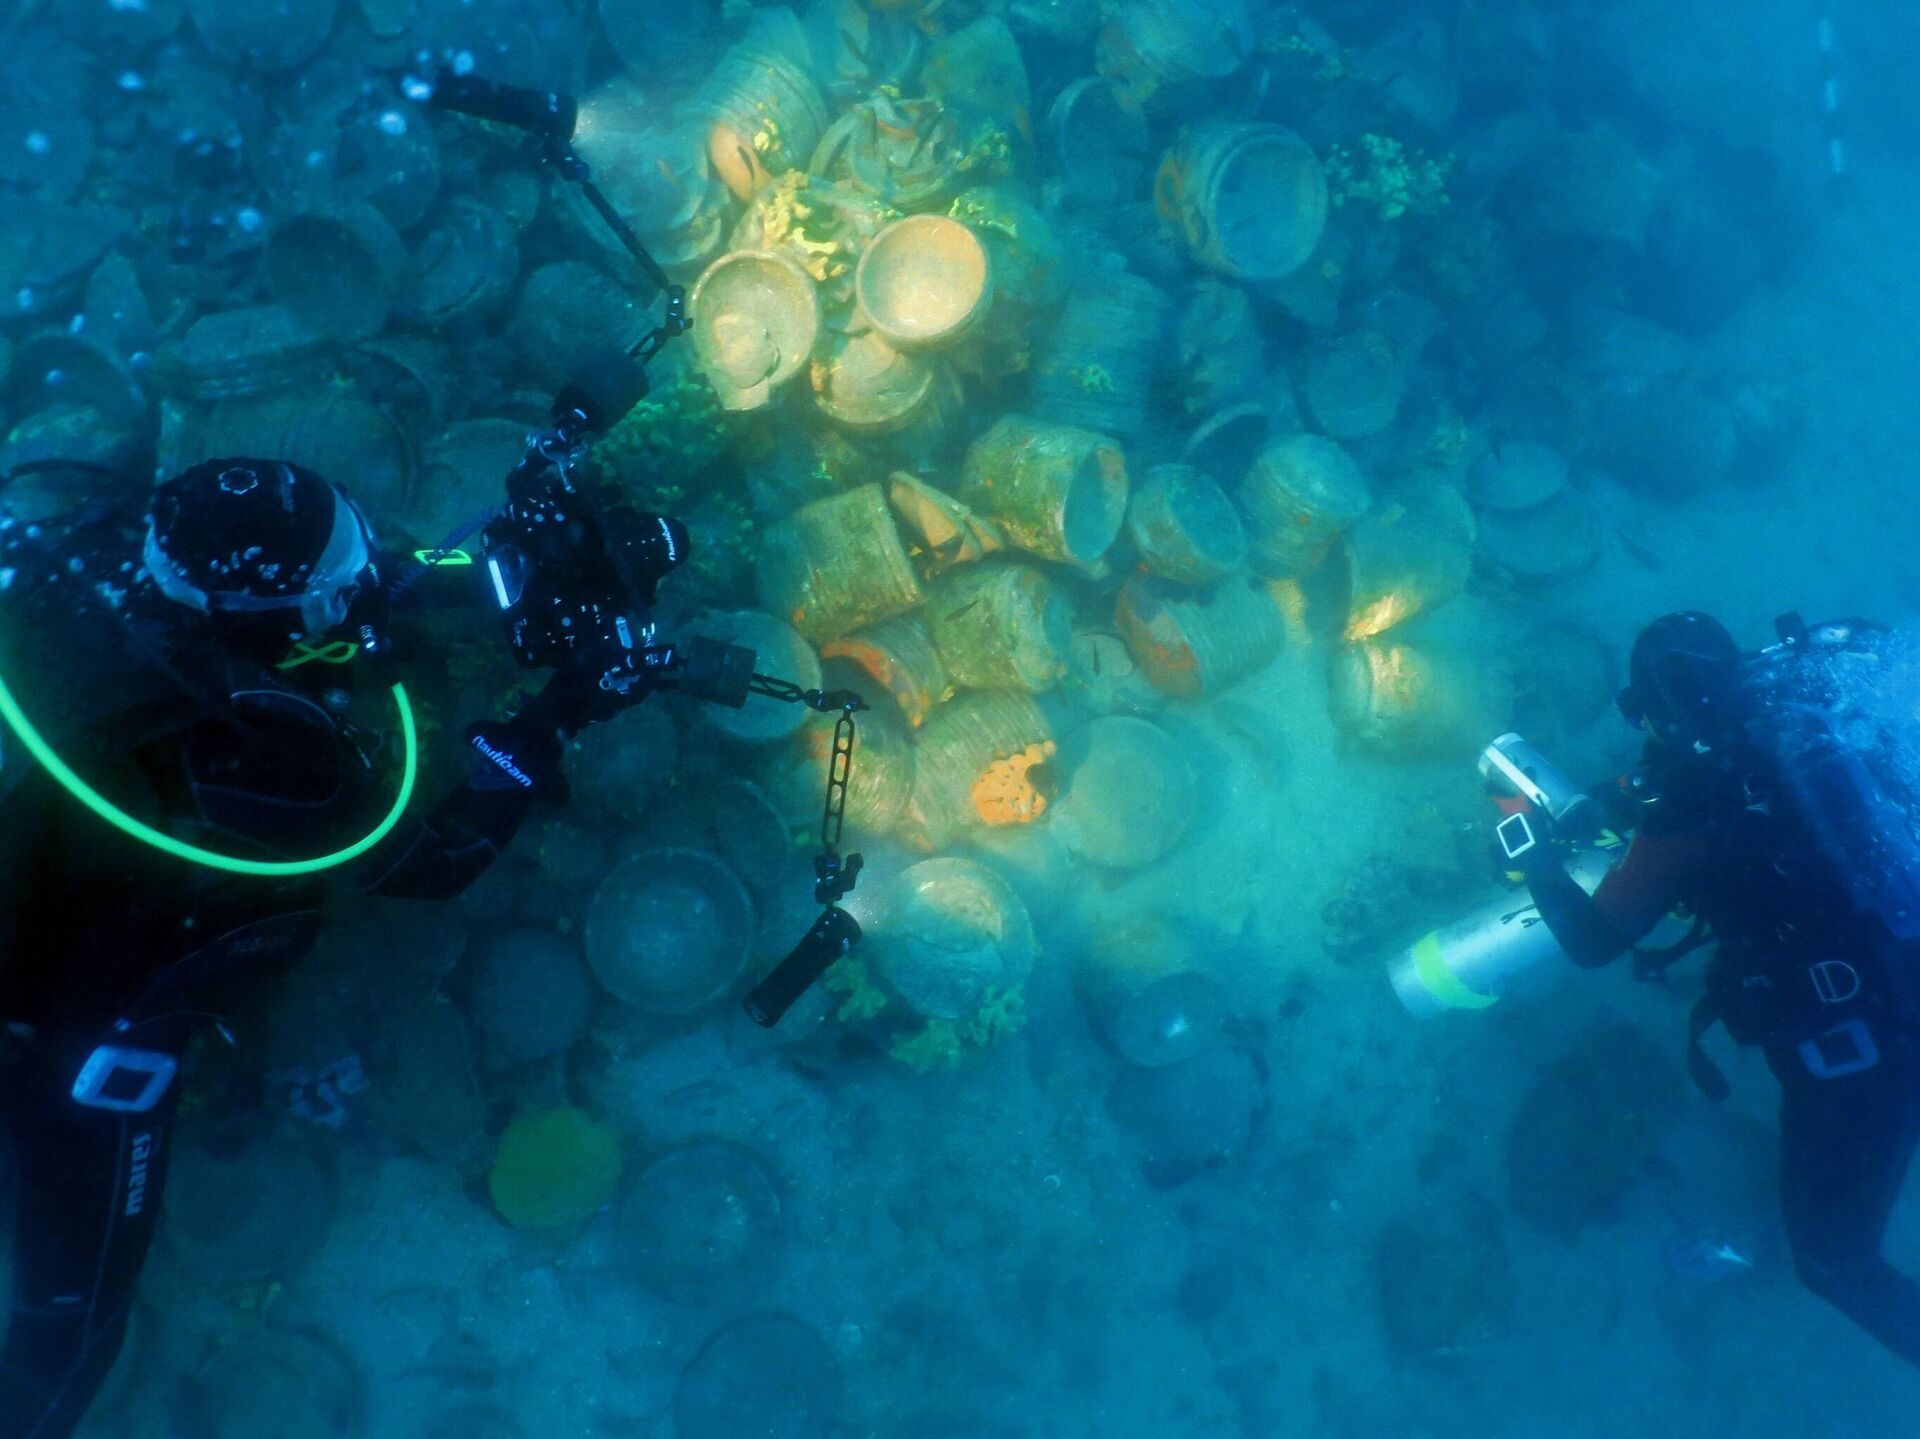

left=1478, top=732, right=1593, bottom=832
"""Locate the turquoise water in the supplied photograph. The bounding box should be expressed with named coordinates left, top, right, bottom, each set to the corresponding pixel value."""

left=4, top=0, right=1920, bottom=1435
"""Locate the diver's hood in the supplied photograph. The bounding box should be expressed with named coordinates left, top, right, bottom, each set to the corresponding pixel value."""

left=143, top=462, right=379, bottom=643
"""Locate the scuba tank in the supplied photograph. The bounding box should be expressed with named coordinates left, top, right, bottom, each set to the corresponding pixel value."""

left=1388, top=732, right=1692, bottom=1017
left=1738, top=615, right=1920, bottom=1021
left=1741, top=616, right=1920, bottom=942
left=1389, top=834, right=1626, bottom=1018
left=1388, top=734, right=1607, bottom=1016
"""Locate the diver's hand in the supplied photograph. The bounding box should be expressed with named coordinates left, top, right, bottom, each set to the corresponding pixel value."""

left=465, top=658, right=651, bottom=806
left=467, top=708, right=567, bottom=805
left=1496, top=807, right=1562, bottom=882
left=537, top=647, right=663, bottom=735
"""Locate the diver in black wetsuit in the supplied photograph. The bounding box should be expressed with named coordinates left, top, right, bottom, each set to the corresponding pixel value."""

left=0, top=457, right=680, bottom=1437
left=1520, top=612, right=1920, bottom=1370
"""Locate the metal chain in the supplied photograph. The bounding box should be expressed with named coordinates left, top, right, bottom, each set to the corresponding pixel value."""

left=740, top=674, right=865, bottom=902
left=821, top=706, right=856, bottom=859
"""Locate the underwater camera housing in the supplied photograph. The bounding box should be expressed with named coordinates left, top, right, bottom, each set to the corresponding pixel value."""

left=479, top=391, right=718, bottom=703
left=1389, top=732, right=1707, bottom=1016
left=477, top=403, right=850, bottom=715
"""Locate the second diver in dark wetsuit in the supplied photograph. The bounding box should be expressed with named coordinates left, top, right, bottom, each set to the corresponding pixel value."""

left=0, top=458, right=678, bottom=1437
left=1521, top=611, right=1920, bottom=1370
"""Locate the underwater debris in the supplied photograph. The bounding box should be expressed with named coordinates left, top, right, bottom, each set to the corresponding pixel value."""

left=1160, top=122, right=1328, bottom=280
left=872, top=856, right=1037, bottom=1023
left=758, top=482, right=924, bottom=642
left=1050, top=714, right=1195, bottom=869
left=1115, top=573, right=1287, bottom=698
left=1127, top=462, right=1248, bottom=585
left=693, top=10, right=832, bottom=199
left=1237, top=432, right=1371, bottom=579
left=690, top=248, right=822, bottom=412
left=925, top=561, right=1073, bottom=693
left=1339, top=477, right=1475, bottom=641
left=958, top=413, right=1128, bottom=570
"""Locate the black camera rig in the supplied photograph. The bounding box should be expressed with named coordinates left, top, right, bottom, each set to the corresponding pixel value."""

left=428, top=69, right=866, bottom=1027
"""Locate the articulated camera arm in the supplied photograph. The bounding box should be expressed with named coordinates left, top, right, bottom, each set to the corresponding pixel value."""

left=424, top=68, right=690, bottom=372
left=430, top=65, right=866, bottom=1024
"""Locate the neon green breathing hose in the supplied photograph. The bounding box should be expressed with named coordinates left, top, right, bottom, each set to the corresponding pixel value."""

left=0, top=672, right=419, bottom=877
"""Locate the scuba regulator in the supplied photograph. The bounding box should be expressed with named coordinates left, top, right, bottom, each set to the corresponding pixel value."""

left=428, top=69, right=868, bottom=1027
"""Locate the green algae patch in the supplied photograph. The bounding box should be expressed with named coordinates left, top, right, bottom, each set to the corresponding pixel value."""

left=488, top=1108, right=625, bottom=1231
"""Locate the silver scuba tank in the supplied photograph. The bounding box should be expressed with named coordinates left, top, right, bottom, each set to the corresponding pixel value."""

left=1388, top=841, right=1621, bottom=1018
left=1392, top=731, right=1701, bottom=1016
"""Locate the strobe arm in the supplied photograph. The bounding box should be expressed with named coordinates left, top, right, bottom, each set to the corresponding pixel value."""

left=653, top=637, right=869, bottom=716
left=424, top=67, right=684, bottom=312
left=573, top=173, right=678, bottom=308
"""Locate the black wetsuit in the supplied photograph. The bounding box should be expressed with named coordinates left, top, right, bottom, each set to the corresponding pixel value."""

left=1528, top=744, right=1920, bottom=1369
left=0, top=633, right=567, bottom=1437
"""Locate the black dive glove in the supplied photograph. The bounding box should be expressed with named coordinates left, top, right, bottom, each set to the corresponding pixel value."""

left=465, top=655, right=661, bottom=804
left=467, top=703, right=567, bottom=805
